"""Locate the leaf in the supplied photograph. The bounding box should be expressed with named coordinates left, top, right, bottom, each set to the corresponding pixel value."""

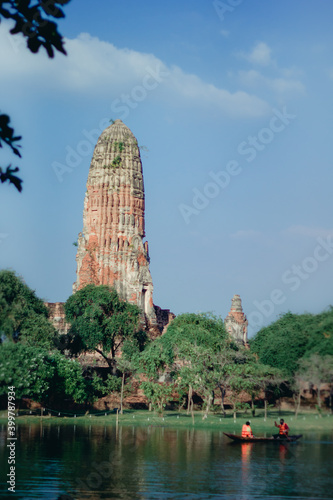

left=0, top=113, right=22, bottom=157
left=0, top=165, right=23, bottom=192
left=10, top=19, right=25, bottom=35
left=1, top=1, right=69, bottom=58
left=44, top=41, right=55, bottom=58
left=0, top=7, right=11, bottom=19
left=0, top=114, right=10, bottom=127
left=41, top=0, right=65, bottom=18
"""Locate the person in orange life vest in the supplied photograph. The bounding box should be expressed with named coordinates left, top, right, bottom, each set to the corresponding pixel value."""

left=274, top=418, right=289, bottom=438
left=241, top=421, right=253, bottom=438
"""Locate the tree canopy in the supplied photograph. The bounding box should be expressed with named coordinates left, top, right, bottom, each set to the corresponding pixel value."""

left=250, top=309, right=333, bottom=375
left=297, top=353, right=333, bottom=410
left=164, top=312, right=229, bottom=360
left=137, top=312, right=271, bottom=418
left=0, top=342, right=87, bottom=403
left=138, top=312, right=230, bottom=380
left=0, top=269, right=57, bottom=347
left=64, top=284, right=146, bottom=370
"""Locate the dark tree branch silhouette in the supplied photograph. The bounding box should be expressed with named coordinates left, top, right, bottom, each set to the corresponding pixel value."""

left=0, top=0, right=71, bottom=191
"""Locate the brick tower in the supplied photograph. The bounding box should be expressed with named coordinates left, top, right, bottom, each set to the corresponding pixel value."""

left=73, top=119, right=156, bottom=325
left=225, top=294, right=248, bottom=344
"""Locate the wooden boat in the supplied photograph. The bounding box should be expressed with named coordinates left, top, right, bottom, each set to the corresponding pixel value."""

left=223, top=432, right=302, bottom=443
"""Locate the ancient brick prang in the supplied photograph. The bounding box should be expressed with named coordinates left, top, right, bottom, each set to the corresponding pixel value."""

left=45, top=302, right=70, bottom=336
left=225, top=294, right=248, bottom=345
left=73, top=120, right=156, bottom=324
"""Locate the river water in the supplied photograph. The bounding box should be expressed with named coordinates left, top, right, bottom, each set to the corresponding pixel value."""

left=1, top=422, right=332, bottom=499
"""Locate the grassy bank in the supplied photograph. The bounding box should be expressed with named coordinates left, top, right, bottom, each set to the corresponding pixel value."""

left=1, top=408, right=332, bottom=433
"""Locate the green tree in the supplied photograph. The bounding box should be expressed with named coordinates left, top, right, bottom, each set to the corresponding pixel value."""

left=116, top=357, right=135, bottom=415
left=298, top=353, right=333, bottom=413
left=288, top=371, right=304, bottom=418
left=19, top=313, right=57, bottom=348
left=0, top=0, right=71, bottom=191
left=138, top=312, right=284, bottom=420
left=0, top=342, right=52, bottom=400
left=238, top=358, right=282, bottom=417
left=85, top=372, right=122, bottom=404
left=138, top=338, right=171, bottom=379
left=0, top=269, right=57, bottom=347
left=306, top=308, right=333, bottom=356
left=137, top=338, right=173, bottom=411
left=165, top=312, right=228, bottom=356
left=64, top=284, right=144, bottom=373
left=213, top=349, right=255, bottom=420
left=0, top=342, right=87, bottom=403
left=212, top=348, right=238, bottom=417
left=211, top=347, right=282, bottom=419
left=251, top=309, right=333, bottom=375
left=183, top=343, right=217, bottom=420
left=162, top=312, right=229, bottom=414
left=140, top=381, right=174, bottom=416
left=250, top=312, right=317, bottom=375
left=227, top=368, right=248, bottom=420
left=46, top=350, right=88, bottom=404
left=137, top=313, right=229, bottom=418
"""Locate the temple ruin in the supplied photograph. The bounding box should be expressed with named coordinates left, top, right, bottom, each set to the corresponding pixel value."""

left=225, top=294, right=248, bottom=345
left=46, top=120, right=174, bottom=335
left=73, top=120, right=162, bottom=328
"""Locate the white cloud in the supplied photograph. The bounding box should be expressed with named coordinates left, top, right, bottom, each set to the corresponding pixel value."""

left=241, top=42, right=272, bottom=66
left=166, top=65, right=269, bottom=117
left=269, top=78, right=305, bottom=94
left=235, top=41, right=305, bottom=96
left=0, top=28, right=269, bottom=118
left=286, top=226, right=333, bottom=239
left=238, top=69, right=305, bottom=95
left=280, top=66, right=304, bottom=79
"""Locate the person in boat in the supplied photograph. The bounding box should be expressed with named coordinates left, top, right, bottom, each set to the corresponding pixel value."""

left=241, top=421, right=253, bottom=439
left=274, top=418, right=289, bottom=439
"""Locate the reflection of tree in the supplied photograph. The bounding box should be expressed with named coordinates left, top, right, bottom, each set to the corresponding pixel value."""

left=2, top=422, right=329, bottom=498
left=0, top=423, right=221, bottom=497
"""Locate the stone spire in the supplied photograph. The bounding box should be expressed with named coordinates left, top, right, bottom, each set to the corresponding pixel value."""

left=225, top=294, right=248, bottom=344
left=73, top=119, right=156, bottom=324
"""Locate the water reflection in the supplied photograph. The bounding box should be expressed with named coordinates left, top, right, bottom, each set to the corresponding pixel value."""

left=0, top=422, right=332, bottom=499
left=240, top=442, right=253, bottom=487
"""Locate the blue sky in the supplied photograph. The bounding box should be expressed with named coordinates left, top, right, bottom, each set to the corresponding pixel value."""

left=1, top=0, right=333, bottom=337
